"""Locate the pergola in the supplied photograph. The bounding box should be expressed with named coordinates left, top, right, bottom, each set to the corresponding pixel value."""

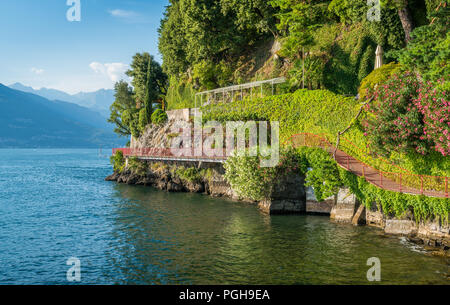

left=194, top=77, right=286, bottom=108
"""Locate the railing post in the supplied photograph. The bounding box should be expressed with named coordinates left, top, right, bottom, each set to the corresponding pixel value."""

left=420, top=176, right=424, bottom=195
left=446, top=177, right=448, bottom=198
left=347, top=155, right=350, bottom=170
left=399, top=173, right=402, bottom=193
left=362, top=165, right=365, bottom=178
left=380, top=172, right=383, bottom=187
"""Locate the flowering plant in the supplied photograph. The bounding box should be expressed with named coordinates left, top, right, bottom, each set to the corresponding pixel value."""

left=363, top=71, right=449, bottom=157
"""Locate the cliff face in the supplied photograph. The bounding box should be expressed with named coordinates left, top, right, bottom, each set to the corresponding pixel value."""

left=131, top=120, right=179, bottom=149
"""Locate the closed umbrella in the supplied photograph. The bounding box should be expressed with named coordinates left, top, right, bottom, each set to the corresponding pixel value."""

left=375, top=45, right=383, bottom=69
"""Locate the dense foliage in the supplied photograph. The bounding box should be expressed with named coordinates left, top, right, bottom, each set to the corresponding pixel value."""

left=151, top=109, right=168, bottom=125
left=393, top=4, right=449, bottom=83
left=158, top=0, right=276, bottom=84
left=110, top=151, right=125, bottom=173
left=363, top=71, right=449, bottom=157
left=108, top=81, right=138, bottom=137
left=202, top=89, right=359, bottom=143
left=109, top=53, right=167, bottom=138
left=224, top=148, right=307, bottom=201
left=358, top=62, right=401, bottom=99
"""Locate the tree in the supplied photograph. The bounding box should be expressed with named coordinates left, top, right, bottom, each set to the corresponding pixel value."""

left=394, top=4, right=449, bottom=82
left=143, top=58, right=154, bottom=125
left=158, top=0, right=276, bottom=82
left=126, top=52, right=167, bottom=107
left=382, top=0, right=415, bottom=42
left=158, top=0, right=189, bottom=75
left=270, top=0, right=331, bottom=58
left=108, top=81, right=136, bottom=137
left=220, top=0, right=279, bottom=37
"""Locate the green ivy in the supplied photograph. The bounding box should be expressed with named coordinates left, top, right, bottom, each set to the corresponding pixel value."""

left=110, top=151, right=125, bottom=173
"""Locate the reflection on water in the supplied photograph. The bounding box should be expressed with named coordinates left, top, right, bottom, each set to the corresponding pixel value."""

left=109, top=184, right=449, bottom=285
left=0, top=149, right=448, bottom=284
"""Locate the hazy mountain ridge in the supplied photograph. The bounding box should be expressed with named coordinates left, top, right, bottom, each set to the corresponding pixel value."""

left=9, top=83, right=115, bottom=117
left=0, top=84, right=125, bottom=148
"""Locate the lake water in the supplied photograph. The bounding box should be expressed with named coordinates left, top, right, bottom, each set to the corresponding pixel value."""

left=0, top=149, right=448, bottom=284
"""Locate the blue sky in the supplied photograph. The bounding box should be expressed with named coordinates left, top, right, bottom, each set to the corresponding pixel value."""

left=0, top=0, right=169, bottom=93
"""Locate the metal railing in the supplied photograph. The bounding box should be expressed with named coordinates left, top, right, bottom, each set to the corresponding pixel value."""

left=286, top=133, right=449, bottom=198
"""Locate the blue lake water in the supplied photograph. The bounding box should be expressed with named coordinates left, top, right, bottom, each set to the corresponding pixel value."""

left=0, top=149, right=448, bottom=284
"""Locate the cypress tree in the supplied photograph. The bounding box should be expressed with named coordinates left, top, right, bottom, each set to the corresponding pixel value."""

left=144, top=55, right=153, bottom=124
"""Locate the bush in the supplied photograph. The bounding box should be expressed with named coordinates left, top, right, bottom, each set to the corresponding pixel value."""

left=151, top=109, right=168, bottom=125
left=413, top=80, right=449, bottom=156
left=358, top=62, right=401, bottom=100
left=110, top=151, right=125, bottom=173
left=175, top=166, right=203, bottom=183
left=363, top=71, right=429, bottom=156
left=300, top=147, right=342, bottom=201
left=364, top=71, right=449, bottom=157
left=128, top=157, right=148, bottom=176
left=224, top=148, right=307, bottom=201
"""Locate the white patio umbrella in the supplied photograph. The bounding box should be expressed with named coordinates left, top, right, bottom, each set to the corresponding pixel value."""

left=374, top=45, right=383, bottom=69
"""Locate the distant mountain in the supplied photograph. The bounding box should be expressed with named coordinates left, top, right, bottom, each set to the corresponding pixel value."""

left=8, top=83, right=115, bottom=117
left=0, top=84, right=126, bottom=148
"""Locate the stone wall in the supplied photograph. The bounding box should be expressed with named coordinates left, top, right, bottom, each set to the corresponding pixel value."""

left=305, top=187, right=333, bottom=214
left=258, top=173, right=306, bottom=214
left=365, top=206, right=450, bottom=250
left=330, top=188, right=360, bottom=223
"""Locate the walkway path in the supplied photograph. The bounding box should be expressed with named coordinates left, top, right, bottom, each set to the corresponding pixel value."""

left=288, top=133, right=448, bottom=199
left=113, top=133, right=449, bottom=198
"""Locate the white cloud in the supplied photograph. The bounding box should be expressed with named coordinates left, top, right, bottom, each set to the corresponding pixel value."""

left=108, top=9, right=138, bottom=18
left=89, top=62, right=129, bottom=82
left=31, top=67, right=44, bottom=75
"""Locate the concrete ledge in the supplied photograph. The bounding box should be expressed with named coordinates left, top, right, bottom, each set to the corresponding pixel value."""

left=306, top=201, right=333, bottom=214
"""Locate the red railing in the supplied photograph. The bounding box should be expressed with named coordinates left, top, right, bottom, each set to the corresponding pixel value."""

left=286, top=133, right=449, bottom=198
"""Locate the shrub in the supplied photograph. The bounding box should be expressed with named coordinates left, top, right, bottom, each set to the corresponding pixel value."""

left=358, top=62, right=401, bottom=100
left=151, top=109, right=168, bottom=125
left=364, top=71, right=449, bottom=157
left=363, top=71, right=429, bottom=156
left=223, top=148, right=307, bottom=201
left=413, top=80, right=450, bottom=156
left=128, top=157, right=148, bottom=176
left=300, top=147, right=342, bottom=201
left=180, top=167, right=204, bottom=182
left=110, top=151, right=125, bottom=173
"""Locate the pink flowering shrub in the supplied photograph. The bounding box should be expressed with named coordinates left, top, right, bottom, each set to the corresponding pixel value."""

left=363, top=71, right=449, bottom=157
left=413, top=81, right=449, bottom=156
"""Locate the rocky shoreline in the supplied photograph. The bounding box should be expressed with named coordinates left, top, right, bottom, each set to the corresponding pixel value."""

left=106, top=160, right=449, bottom=256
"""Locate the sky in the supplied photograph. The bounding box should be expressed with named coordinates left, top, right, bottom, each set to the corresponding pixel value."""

left=0, top=0, right=169, bottom=94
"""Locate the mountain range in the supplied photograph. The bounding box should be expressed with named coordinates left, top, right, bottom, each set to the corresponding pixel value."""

left=0, top=83, right=126, bottom=148
left=8, top=83, right=115, bottom=118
